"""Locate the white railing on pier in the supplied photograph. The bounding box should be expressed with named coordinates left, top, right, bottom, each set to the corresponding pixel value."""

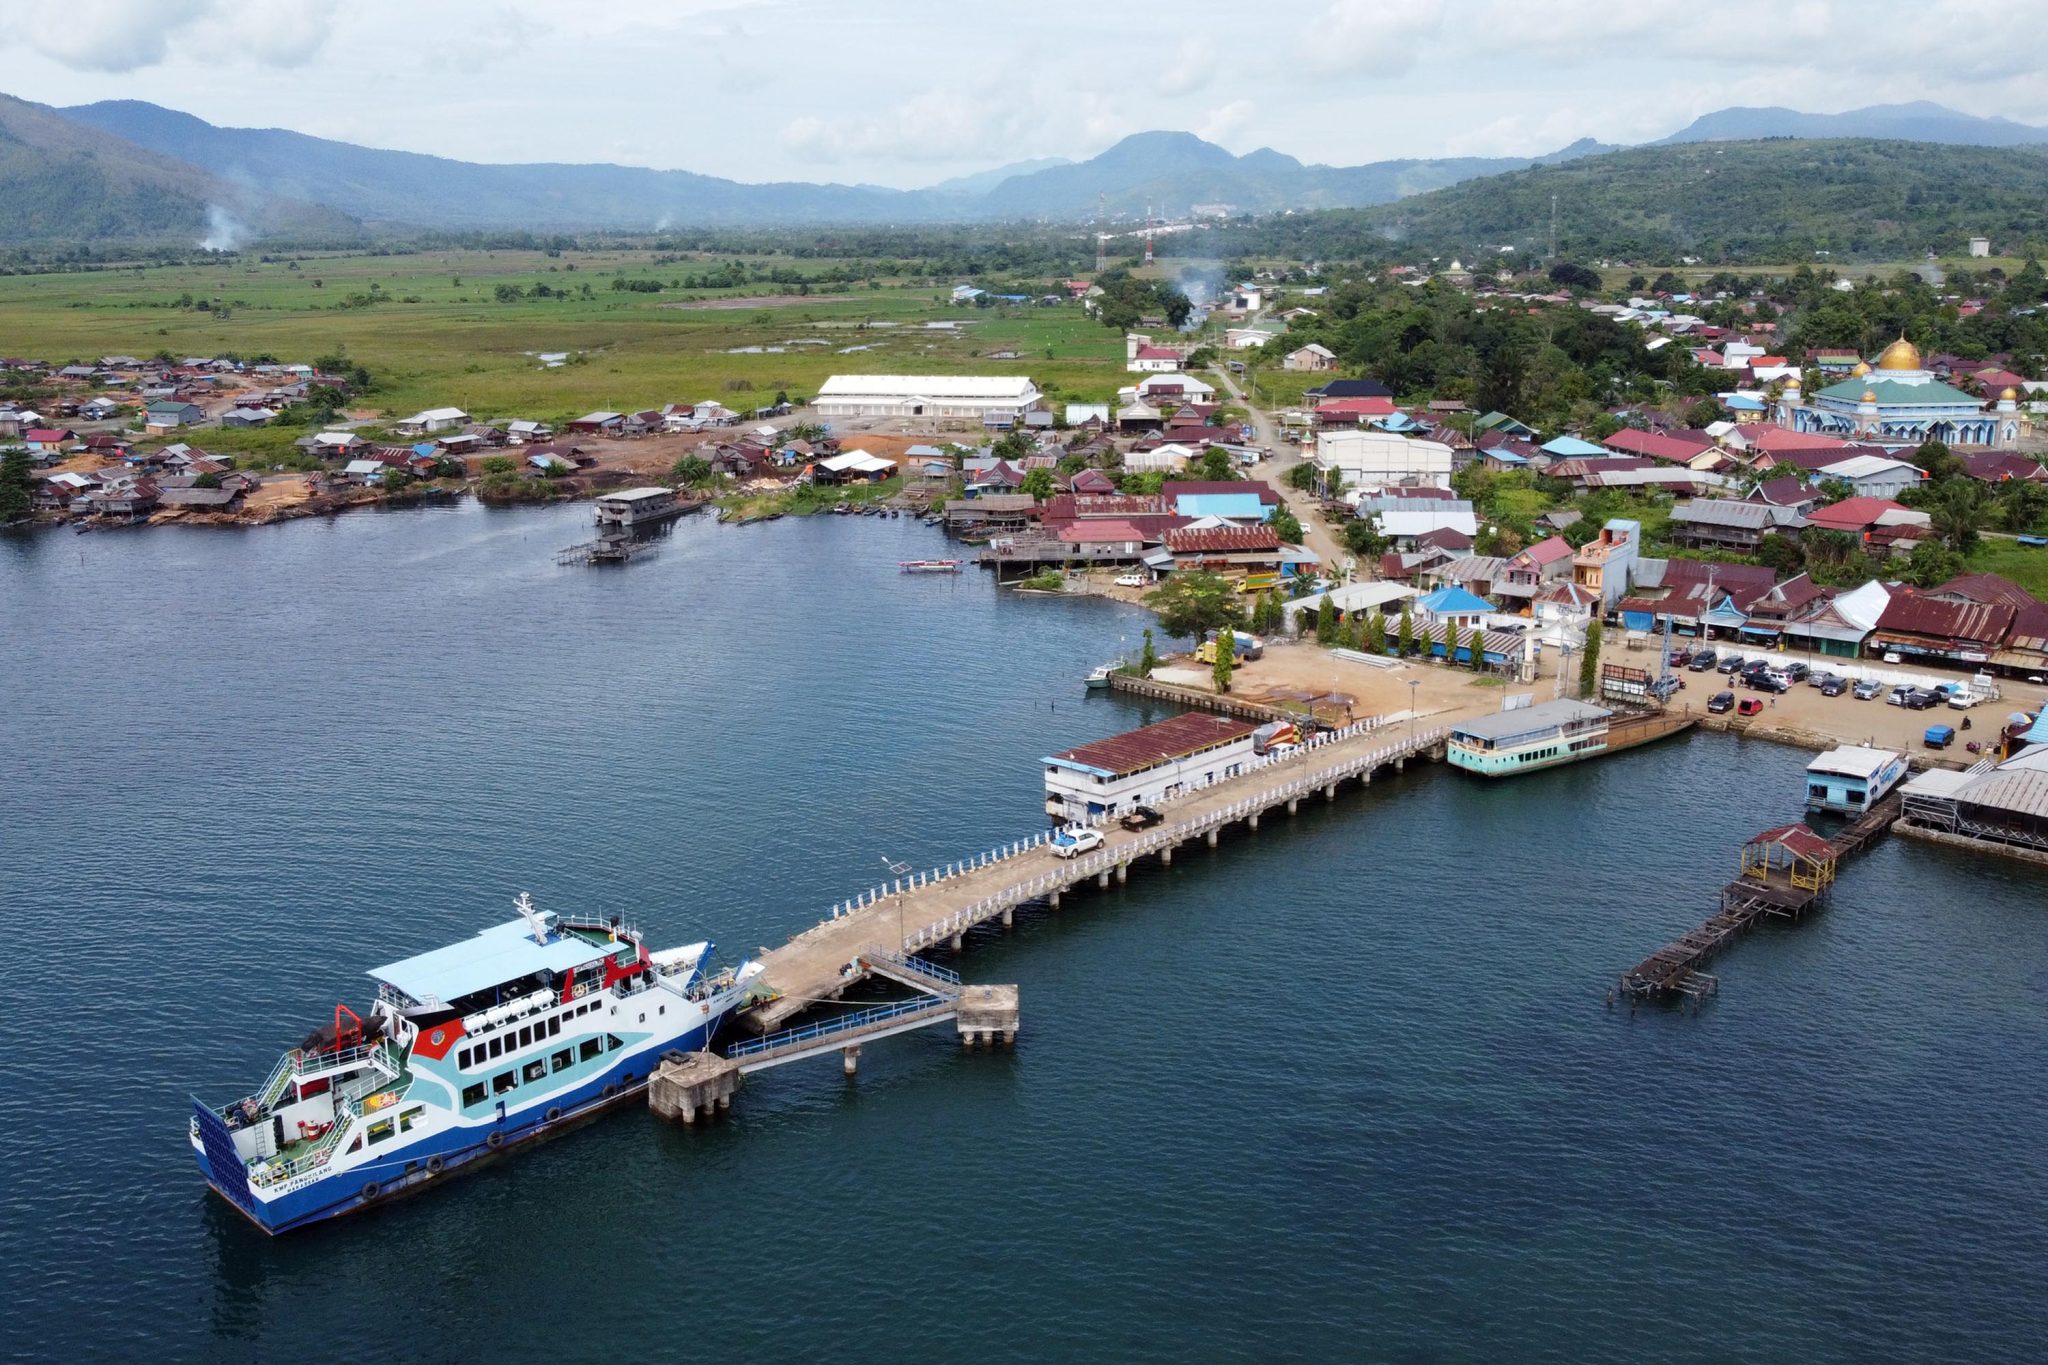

left=864, top=725, right=1444, bottom=954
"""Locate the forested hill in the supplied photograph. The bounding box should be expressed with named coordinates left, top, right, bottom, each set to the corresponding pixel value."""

left=1203, top=140, right=2048, bottom=264
left=0, top=94, right=357, bottom=246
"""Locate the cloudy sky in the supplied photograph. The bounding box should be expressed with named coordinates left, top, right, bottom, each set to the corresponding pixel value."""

left=12, top=0, right=2048, bottom=188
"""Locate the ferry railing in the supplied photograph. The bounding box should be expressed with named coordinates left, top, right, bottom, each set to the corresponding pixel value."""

left=292, top=1040, right=387, bottom=1081
left=254, top=1097, right=361, bottom=1190
left=726, top=996, right=954, bottom=1062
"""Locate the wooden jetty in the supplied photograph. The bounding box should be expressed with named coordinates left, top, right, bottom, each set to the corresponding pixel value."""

left=741, top=720, right=1447, bottom=1034
left=1618, top=793, right=1902, bottom=1005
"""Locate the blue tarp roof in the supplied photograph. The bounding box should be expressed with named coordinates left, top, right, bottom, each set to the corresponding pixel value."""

left=2021, top=713, right=2048, bottom=744
left=1416, top=585, right=1495, bottom=614
left=1540, top=435, right=1607, bottom=456
left=1724, top=395, right=1766, bottom=412
left=370, top=918, right=619, bottom=1003
left=1173, top=492, right=1272, bottom=521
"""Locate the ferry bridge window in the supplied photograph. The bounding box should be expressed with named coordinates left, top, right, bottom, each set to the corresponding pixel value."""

left=550, top=1049, right=572, bottom=1073
left=519, top=1025, right=532, bottom=1048
left=549, top=1016, right=562, bottom=1036
left=462, top=1083, right=486, bottom=1107
left=457, top=1047, right=470, bottom=1069
left=492, top=1070, right=517, bottom=1096
left=488, top=1037, right=502, bottom=1059
left=607, top=1034, right=624, bottom=1052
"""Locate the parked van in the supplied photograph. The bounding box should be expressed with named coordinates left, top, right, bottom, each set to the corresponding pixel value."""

left=1924, top=724, right=1956, bottom=750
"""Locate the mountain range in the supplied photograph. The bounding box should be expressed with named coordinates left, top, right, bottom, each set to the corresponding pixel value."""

left=4, top=95, right=2048, bottom=245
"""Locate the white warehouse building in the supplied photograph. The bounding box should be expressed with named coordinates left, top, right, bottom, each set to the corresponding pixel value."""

left=814, top=374, right=1040, bottom=420
left=1043, top=713, right=1257, bottom=825
left=1313, top=429, right=1455, bottom=491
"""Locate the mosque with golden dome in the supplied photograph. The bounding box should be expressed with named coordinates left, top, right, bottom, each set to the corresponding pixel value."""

left=1774, top=336, right=2021, bottom=446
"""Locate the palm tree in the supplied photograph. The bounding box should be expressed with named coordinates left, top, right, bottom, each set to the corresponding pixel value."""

left=1929, top=481, right=1987, bottom=555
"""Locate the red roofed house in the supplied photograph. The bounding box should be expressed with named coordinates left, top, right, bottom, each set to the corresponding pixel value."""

left=1867, top=589, right=2016, bottom=665
left=1313, top=396, right=1398, bottom=426
left=1602, top=428, right=1715, bottom=464
left=1492, top=535, right=1577, bottom=613
left=1164, top=525, right=1285, bottom=578
left=1955, top=451, right=2048, bottom=483
left=1804, top=497, right=1925, bottom=540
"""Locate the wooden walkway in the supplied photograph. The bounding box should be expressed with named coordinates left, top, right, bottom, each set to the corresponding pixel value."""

left=743, top=720, right=1447, bottom=1032
left=1618, top=793, right=1903, bottom=1005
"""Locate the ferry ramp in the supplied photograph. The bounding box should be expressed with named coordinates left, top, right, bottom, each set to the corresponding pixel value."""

left=746, top=721, right=1446, bottom=1032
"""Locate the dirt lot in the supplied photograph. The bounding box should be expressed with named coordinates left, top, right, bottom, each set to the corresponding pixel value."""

left=1151, top=633, right=2048, bottom=761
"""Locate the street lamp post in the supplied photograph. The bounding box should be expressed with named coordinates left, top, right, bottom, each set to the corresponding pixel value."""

left=881, top=855, right=912, bottom=951
left=1407, top=678, right=1420, bottom=740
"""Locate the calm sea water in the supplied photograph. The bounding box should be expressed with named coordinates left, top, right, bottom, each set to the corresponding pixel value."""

left=4, top=502, right=2046, bottom=1363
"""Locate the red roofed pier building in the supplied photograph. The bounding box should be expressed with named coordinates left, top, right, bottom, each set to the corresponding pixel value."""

left=1042, top=713, right=1258, bottom=824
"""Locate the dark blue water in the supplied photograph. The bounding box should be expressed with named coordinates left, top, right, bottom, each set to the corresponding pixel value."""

left=5, top=502, right=2046, bottom=1363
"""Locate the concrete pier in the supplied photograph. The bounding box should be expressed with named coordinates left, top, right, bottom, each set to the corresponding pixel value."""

left=843, top=1044, right=861, bottom=1075
left=956, top=984, right=1020, bottom=1047
left=744, top=723, right=1448, bottom=1034
left=648, top=1051, right=741, bottom=1124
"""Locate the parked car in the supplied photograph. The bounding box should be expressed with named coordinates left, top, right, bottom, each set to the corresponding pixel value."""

left=1113, top=573, right=1150, bottom=588
left=1887, top=684, right=1913, bottom=707
left=1051, top=826, right=1104, bottom=859
left=1746, top=672, right=1789, bottom=694
left=1717, top=655, right=1746, bottom=674
left=1688, top=648, right=1719, bottom=672
left=1853, top=678, right=1883, bottom=701
left=1670, top=646, right=1694, bottom=667
left=1649, top=675, right=1682, bottom=702
left=1737, top=697, right=1765, bottom=717
left=1782, top=661, right=1811, bottom=682
left=1947, top=688, right=1980, bottom=710
left=1118, top=805, right=1164, bottom=831
left=1903, top=689, right=1940, bottom=711
left=1819, top=676, right=1847, bottom=697
left=1808, top=670, right=1837, bottom=689
left=1707, top=690, right=1736, bottom=714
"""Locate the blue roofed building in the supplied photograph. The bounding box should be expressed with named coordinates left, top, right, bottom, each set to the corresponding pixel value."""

left=1540, top=435, right=1608, bottom=458
left=1171, top=491, right=1272, bottom=522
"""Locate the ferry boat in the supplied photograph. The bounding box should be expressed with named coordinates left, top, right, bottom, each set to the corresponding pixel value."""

left=899, top=559, right=962, bottom=573
left=1447, top=698, right=1694, bottom=777
left=190, top=894, right=764, bottom=1235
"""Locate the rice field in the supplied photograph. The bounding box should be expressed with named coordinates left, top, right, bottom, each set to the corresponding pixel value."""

left=0, top=248, right=1129, bottom=421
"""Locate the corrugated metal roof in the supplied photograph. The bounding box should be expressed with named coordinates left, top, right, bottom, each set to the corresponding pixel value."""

left=1874, top=592, right=2016, bottom=645
left=1048, top=713, right=1257, bottom=777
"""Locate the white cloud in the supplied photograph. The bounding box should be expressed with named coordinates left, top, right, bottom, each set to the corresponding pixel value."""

left=782, top=90, right=1050, bottom=166
left=21, top=0, right=212, bottom=73
left=1198, top=99, right=1256, bottom=146
left=1306, top=0, right=1446, bottom=77
left=1157, top=36, right=1217, bottom=97
left=21, top=0, right=340, bottom=73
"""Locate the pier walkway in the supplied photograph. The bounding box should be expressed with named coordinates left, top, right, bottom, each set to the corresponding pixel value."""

left=745, top=720, right=1447, bottom=1032
left=1619, top=793, right=1902, bottom=1005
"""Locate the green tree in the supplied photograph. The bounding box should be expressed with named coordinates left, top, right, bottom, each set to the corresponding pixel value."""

left=1138, top=628, right=1159, bottom=677
left=1468, top=623, right=1487, bottom=670
left=1212, top=627, right=1236, bottom=693
left=194, top=471, right=222, bottom=489
left=1367, top=609, right=1388, bottom=655
left=1285, top=462, right=1318, bottom=492
left=671, top=454, right=714, bottom=486
left=1439, top=620, right=1456, bottom=661
left=1398, top=605, right=1415, bottom=656
left=1270, top=507, right=1303, bottom=543
left=1315, top=594, right=1338, bottom=645
left=1145, top=571, right=1245, bottom=644
left=1020, top=468, right=1055, bottom=501
left=480, top=455, right=517, bottom=476
left=1341, top=520, right=1384, bottom=558
left=1903, top=538, right=1964, bottom=587
left=1929, top=480, right=1987, bottom=554
left=1200, top=446, right=1233, bottom=481
left=1683, top=397, right=1723, bottom=428
left=1912, top=438, right=1957, bottom=483
left=1580, top=620, right=1603, bottom=698
left=0, top=446, right=32, bottom=521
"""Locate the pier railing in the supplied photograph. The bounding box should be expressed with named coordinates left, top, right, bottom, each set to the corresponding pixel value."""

left=821, top=715, right=1391, bottom=922
left=727, top=996, right=957, bottom=1063
left=896, top=727, right=1444, bottom=953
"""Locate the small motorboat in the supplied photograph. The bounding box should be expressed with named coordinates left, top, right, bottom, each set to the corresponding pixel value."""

left=1085, top=664, right=1116, bottom=690
left=899, top=559, right=962, bottom=573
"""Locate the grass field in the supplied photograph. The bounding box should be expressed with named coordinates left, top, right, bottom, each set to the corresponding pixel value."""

left=1967, top=538, right=2048, bottom=598
left=0, top=248, right=1130, bottom=421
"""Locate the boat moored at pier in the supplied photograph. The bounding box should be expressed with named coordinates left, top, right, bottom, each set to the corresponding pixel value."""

left=1447, top=699, right=1694, bottom=777
left=189, top=893, right=763, bottom=1234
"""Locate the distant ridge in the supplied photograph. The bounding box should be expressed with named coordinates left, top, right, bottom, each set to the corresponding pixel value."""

left=1661, top=101, right=2048, bottom=148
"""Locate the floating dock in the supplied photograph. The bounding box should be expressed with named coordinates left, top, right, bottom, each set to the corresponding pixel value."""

left=1618, top=792, right=1902, bottom=1005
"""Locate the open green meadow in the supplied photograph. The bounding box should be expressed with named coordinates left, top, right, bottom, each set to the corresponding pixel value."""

left=0, top=249, right=1128, bottom=421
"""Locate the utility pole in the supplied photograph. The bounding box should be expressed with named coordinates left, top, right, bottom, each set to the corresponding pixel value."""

left=1549, top=192, right=1559, bottom=261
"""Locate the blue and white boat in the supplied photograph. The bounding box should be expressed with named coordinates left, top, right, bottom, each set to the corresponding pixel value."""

left=190, top=893, right=764, bottom=1234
